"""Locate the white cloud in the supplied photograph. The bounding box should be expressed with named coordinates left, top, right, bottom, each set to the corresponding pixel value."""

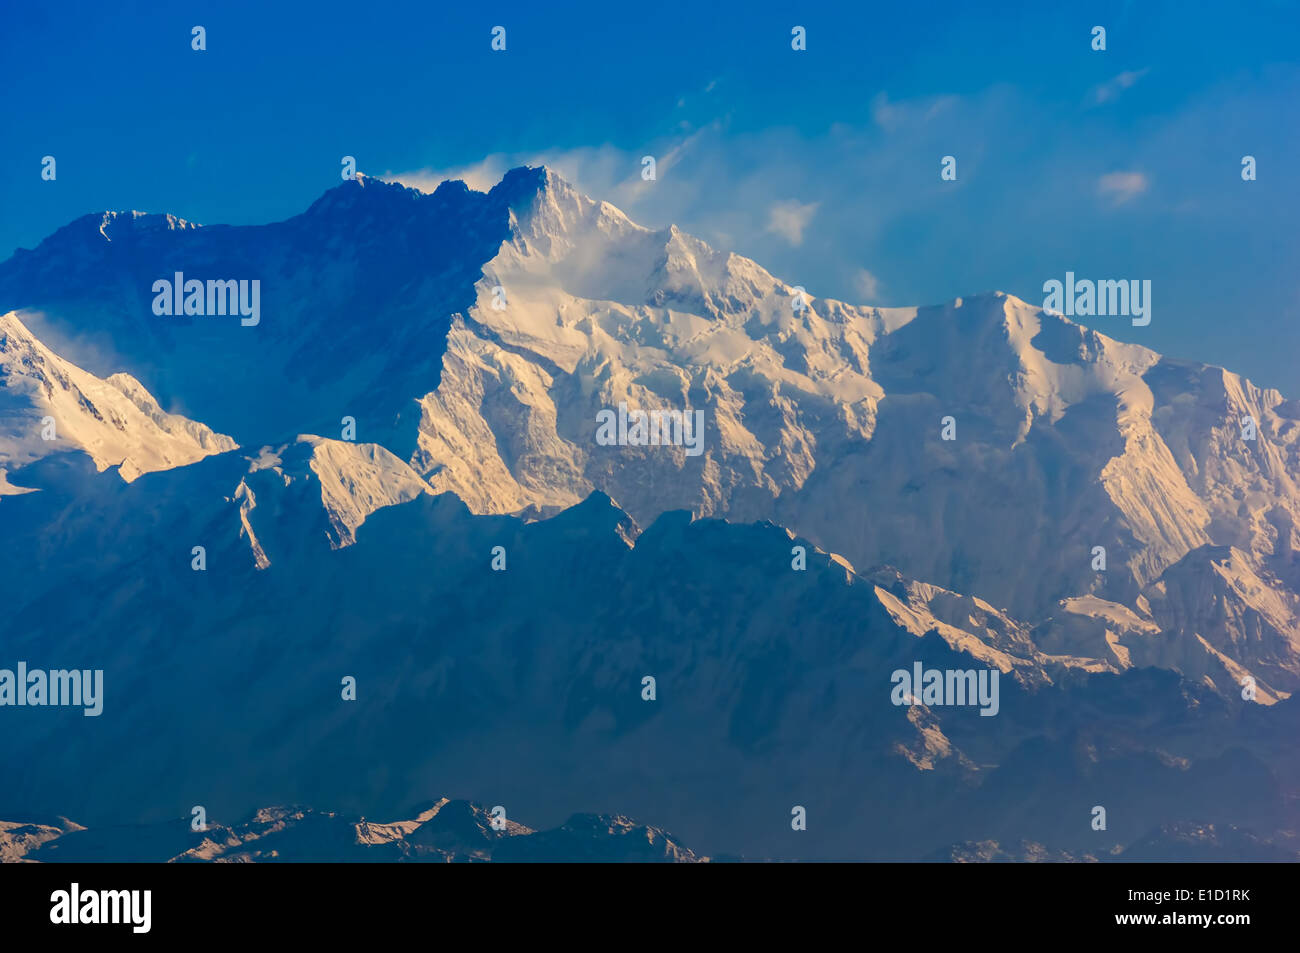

left=386, top=157, right=511, bottom=194
left=381, top=125, right=715, bottom=209
left=853, top=268, right=883, bottom=302
left=1096, top=171, right=1149, bottom=205
left=374, top=95, right=992, bottom=304
left=871, top=91, right=958, bottom=131
left=373, top=83, right=1249, bottom=320
left=1091, top=68, right=1150, bottom=105
left=765, top=200, right=820, bottom=246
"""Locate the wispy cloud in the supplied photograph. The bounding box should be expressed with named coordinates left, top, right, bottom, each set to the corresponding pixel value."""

left=765, top=200, right=819, bottom=246
left=382, top=125, right=715, bottom=206
left=870, top=91, right=957, bottom=131
left=387, top=158, right=509, bottom=194
left=378, top=74, right=1290, bottom=338
left=1090, top=68, right=1150, bottom=105
left=1096, top=171, right=1149, bottom=205
left=853, top=269, right=884, bottom=303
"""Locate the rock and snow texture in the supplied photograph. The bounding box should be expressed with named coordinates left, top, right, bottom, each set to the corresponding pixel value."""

left=401, top=167, right=1300, bottom=698
left=3, top=800, right=700, bottom=863
left=218, top=436, right=434, bottom=569
left=255, top=435, right=432, bottom=549
left=1, top=167, right=1296, bottom=702
left=0, top=818, right=83, bottom=862
left=412, top=167, right=899, bottom=524
left=1, top=166, right=1299, bottom=860
left=0, top=311, right=235, bottom=484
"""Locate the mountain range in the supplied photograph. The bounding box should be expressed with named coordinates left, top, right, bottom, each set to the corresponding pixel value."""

left=1, top=167, right=1296, bottom=861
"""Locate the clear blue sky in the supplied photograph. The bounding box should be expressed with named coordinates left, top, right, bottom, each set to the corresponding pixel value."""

left=3, top=0, right=1297, bottom=391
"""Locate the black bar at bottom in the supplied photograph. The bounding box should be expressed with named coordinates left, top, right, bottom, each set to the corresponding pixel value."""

left=0, top=861, right=1285, bottom=940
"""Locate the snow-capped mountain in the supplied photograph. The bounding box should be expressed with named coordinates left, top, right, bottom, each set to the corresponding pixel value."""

left=409, top=169, right=1300, bottom=684
left=0, top=166, right=1297, bottom=861
left=0, top=311, right=235, bottom=486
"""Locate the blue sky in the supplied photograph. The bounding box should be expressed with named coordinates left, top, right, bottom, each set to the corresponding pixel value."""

left=3, top=0, right=1298, bottom=391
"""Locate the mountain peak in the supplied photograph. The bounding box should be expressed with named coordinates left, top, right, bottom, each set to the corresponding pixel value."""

left=488, top=164, right=576, bottom=209
left=96, top=210, right=199, bottom=240
left=17, top=210, right=199, bottom=256
left=301, top=172, right=425, bottom=219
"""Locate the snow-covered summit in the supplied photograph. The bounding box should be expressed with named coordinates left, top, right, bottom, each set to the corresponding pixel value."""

left=1, top=165, right=1297, bottom=705
left=0, top=310, right=235, bottom=486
